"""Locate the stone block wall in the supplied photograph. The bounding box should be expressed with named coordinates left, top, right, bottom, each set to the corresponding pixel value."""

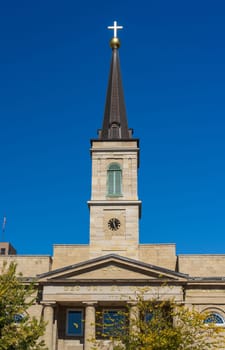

left=52, top=245, right=90, bottom=269
left=178, top=255, right=225, bottom=277
left=139, top=244, right=177, bottom=270
left=0, top=255, right=52, bottom=277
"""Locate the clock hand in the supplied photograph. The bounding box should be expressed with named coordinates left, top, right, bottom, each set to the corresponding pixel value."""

left=112, top=218, right=116, bottom=229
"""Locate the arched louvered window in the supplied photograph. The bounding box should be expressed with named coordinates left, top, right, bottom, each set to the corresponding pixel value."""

left=204, top=313, right=225, bottom=325
left=107, top=163, right=122, bottom=196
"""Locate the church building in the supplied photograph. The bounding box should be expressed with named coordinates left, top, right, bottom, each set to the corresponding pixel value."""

left=1, top=21, right=225, bottom=350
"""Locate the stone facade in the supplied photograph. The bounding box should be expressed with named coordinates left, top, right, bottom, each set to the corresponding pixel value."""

left=1, top=244, right=225, bottom=349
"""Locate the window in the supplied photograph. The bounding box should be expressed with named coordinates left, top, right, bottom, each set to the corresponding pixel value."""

left=0, top=248, right=6, bottom=255
left=204, top=313, right=225, bottom=326
left=14, top=314, right=25, bottom=323
left=107, top=163, right=122, bottom=196
left=142, top=303, right=173, bottom=329
left=102, top=309, right=126, bottom=337
left=145, top=311, right=153, bottom=322
left=67, top=310, right=83, bottom=336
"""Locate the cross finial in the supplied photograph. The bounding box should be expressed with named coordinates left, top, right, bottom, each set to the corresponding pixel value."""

left=107, top=20, right=123, bottom=38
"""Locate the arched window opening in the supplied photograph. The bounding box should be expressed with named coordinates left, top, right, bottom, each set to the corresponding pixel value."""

left=107, top=163, right=122, bottom=196
left=204, top=313, right=225, bottom=326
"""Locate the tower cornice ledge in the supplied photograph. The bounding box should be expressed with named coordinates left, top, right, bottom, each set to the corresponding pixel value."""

left=90, top=147, right=140, bottom=153
left=87, top=200, right=142, bottom=205
left=87, top=200, right=142, bottom=217
left=90, top=138, right=139, bottom=147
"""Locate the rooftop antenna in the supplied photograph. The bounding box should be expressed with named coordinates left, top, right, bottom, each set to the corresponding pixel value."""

left=2, top=216, right=6, bottom=241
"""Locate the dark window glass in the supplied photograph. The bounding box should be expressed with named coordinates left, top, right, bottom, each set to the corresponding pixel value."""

left=145, top=311, right=153, bottom=322
left=14, top=314, right=24, bottom=323
left=103, top=310, right=126, bottom=336
left=67, top=310, right=83, bottom=336
left=0, top=248, right=6, bottom=255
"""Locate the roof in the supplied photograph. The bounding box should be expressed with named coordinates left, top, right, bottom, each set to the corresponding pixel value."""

left=37, top=253, right=189, bottom=281
left=98, top=45, right=133, bottom=140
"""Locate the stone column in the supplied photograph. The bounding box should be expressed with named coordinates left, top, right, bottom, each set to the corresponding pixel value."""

left=83, top=302, right=97, bottom=350
left=129, top=302, right=139, bottom=336
left=52, top=304, right=58, bottom=350
left=42, top=301, right=56, bottom=350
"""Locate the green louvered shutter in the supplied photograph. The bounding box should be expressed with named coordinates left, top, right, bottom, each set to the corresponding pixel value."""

left=114, top=168, right=121, bottom=194
left=108, top=170, right=114, bottom=195
left=107, top=163, right=122, bottom=196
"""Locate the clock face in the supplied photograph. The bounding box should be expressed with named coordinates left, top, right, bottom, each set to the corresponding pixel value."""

left=108, top=218, right=121, bottom=231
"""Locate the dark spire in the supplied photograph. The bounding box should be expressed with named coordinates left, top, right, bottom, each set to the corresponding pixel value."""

left=98, top=22, right=132, bottom=140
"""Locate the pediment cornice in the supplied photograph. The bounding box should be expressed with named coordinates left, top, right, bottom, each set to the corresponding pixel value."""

left=37, top=254, right=189, bottom=283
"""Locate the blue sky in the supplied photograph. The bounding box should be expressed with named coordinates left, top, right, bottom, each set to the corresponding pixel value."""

left=0, top=0, right=225, bottom=255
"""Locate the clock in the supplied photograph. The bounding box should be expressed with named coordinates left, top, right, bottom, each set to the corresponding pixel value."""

left=108, top=218, right=121, bottom=231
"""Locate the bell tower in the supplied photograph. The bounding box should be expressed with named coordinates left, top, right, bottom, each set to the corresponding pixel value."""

left=88, top=21, right=141, bottom=259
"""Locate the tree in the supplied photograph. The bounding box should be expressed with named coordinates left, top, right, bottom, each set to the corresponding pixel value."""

left=92, top=292, right=225, bottom=350
left=0, top=262, right=47, bottom=350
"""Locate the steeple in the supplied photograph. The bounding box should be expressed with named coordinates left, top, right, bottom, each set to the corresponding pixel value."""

left=89, top=21, right=141, bottom=259
left=98, top=21, right=133, bottom=140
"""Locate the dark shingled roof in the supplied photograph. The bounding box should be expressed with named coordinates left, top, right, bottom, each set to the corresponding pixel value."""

left=98, top=47, right=133, bottom=140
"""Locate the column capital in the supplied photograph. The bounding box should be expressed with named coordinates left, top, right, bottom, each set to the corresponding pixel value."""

left=82, top=301, right=98, bottom=306
left=40, top=300, right=56, bottom=307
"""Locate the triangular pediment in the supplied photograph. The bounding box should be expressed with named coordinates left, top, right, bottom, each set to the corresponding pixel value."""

left=38, top=254, right=188, bottom=282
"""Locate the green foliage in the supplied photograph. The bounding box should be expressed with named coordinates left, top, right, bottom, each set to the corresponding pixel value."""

left=0, top=262, right=47, bottom=350
left=92, top=292, right=225, bottom=350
